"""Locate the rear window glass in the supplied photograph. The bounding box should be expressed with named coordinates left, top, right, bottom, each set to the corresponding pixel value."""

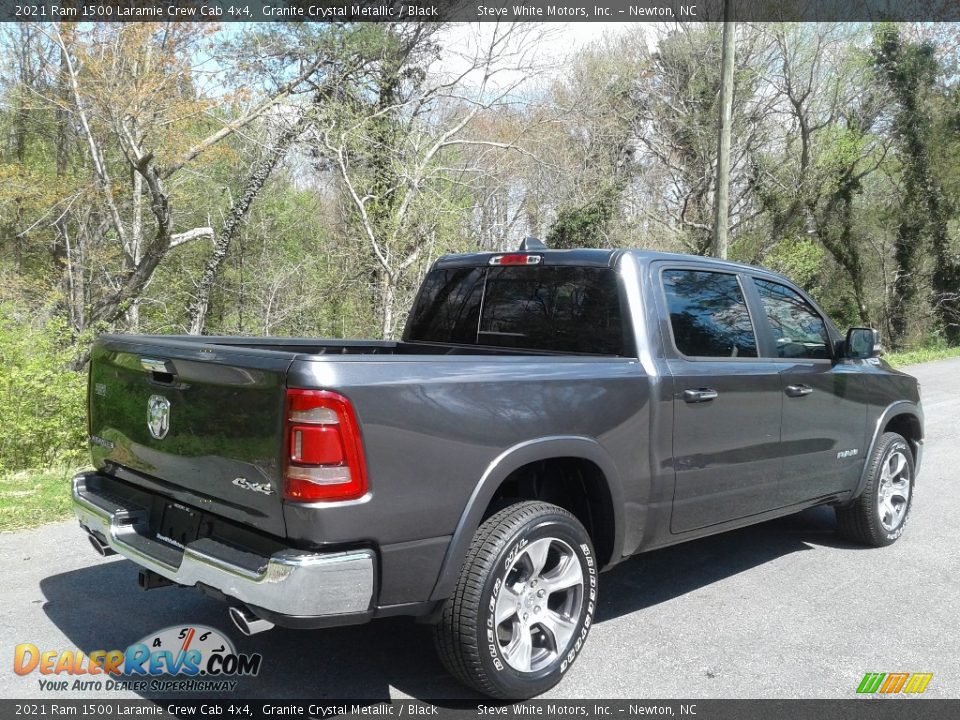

left=405, top=266, right=624, bottom=355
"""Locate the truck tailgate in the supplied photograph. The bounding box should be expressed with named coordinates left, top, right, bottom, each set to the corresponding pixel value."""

left=88, top=336, right=291, bottom=537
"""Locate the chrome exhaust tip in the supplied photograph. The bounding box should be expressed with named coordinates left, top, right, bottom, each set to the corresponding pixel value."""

left=87, top=532, right=116, bottom=557
left=228, top=606, right=274, bottom=636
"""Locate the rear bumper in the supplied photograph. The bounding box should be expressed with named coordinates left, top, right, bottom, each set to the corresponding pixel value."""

left=72, top=471, right=375, bottom=620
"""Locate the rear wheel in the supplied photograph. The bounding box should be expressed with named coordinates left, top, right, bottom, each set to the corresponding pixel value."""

left=434, top=501, right=597, bottom=699
left=836, top=432, right=914, bottom=547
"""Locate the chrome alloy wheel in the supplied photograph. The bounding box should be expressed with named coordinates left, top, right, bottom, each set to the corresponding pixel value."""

left=495, top=537, right=584, bottom=673
left=877, top=449, right=911, bottom=532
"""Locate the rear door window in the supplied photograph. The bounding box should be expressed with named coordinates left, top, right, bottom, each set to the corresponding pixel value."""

left=662, top=269, right=758, bottom=358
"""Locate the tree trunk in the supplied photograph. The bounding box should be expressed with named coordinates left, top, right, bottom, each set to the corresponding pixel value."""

left=126, top=170, right=145, bottom=332
left=379, top=273, right=397, bottom=340
left=186, top=121, right=303, bottom=335
left=890, top=215, right=920, bottom=346
left=712, top=16, right=735, bottom=259
left=52, top=40, right=71, bottom=275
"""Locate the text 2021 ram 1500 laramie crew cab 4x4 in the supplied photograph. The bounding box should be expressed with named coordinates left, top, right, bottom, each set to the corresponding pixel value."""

left=73, top=239, right=923, bottom=698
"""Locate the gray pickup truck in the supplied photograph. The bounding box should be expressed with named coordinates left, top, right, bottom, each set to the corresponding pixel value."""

left=73, top=241, right=923, bottom=698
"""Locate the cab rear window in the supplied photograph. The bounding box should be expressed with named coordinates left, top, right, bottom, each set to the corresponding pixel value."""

left=405, top=266, right=625, bottom=355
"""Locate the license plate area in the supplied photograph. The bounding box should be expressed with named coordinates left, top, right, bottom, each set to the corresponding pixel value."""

left=156, top=502, right=201, bottom=549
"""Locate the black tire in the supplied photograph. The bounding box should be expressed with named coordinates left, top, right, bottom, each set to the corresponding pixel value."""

left=434, top=501, right=597, bottom=699
left=836, top=432, right=915, bottom=547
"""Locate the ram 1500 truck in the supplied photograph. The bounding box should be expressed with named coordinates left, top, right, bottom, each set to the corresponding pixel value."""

left=73, top=240, right=923, bottom=698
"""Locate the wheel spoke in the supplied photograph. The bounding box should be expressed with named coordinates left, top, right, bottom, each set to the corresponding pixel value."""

left=890, top=479, right=910, bottom=503
left=540, top=555, right=583, bottom=595
left=495, top=584, right=521, bottom=626
left=523, top=538, right=553, bottom=579
left=889, top=452, right=907, bottom=480
left=879, top=463, right=891, bottom=483
left=502, top=625, right=533, bottom=672
left=539, top=610, right=577, bottom=653
left=880, top=500, right=896, bottom=528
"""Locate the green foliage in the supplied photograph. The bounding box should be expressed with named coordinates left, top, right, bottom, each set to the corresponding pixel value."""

left=0, top=300, right=87, bottom=472
left=762, top=238, right=858, bottom=332
left=873, top=24, right=960, bottom=344
left=886, top=341, right=960, bottom=368
left=547, top=185, right=621, bottom=249
left=764, top=238, right=826, bottom=292
left=0, top=466, right=76, bottom=531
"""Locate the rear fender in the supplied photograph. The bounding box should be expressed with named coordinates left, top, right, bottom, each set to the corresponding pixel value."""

left=428, top=436, right=624, bottom=602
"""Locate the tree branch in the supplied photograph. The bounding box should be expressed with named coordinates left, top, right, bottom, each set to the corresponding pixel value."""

left=170, top=227, right=214, bottom=248
left=159, top=55, right=327, bottom=180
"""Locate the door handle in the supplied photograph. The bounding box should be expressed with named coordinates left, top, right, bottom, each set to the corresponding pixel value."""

left=785, top=384, right=813, bottom=397
left=683, top=388, right=719, bottom=403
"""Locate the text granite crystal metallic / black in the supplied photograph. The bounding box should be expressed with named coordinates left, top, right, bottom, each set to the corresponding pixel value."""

left=72, top=238, right=923, bottom=699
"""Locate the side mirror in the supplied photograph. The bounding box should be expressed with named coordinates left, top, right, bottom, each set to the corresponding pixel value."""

left=845, top=327, right=881, bottom=359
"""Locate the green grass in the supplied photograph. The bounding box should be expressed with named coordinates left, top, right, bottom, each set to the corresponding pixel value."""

left=0, top=466, right=78, bottom=532
left=885, top=344, right=960, bottom=367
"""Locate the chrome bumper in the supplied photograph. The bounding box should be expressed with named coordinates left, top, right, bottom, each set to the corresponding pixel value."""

left=72, top=472, right=375, bottom=618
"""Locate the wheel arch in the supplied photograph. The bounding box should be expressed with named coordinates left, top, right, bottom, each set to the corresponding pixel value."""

left=850, top=401, right=924, bottom=502
left=428, top=437, right=625, bottom=603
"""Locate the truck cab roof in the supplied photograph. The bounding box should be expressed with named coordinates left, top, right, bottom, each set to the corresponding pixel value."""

left=434, top=247, right=794, bottom=285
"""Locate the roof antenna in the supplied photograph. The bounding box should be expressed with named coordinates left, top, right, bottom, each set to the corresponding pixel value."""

left=519, top=236, right=547, bottom=252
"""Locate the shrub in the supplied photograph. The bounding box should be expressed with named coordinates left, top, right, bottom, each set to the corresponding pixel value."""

left=0, top=301, right=87, bottom=472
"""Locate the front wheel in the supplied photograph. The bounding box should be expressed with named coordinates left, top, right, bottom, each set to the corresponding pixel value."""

left=836, top=432, right=915, bottom=547
left=434, top=501, right=597, bottom=699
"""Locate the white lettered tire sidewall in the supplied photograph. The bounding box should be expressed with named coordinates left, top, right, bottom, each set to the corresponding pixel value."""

left=876, top=437, right=914, bottom=543
left=479, top=516, right=596, bottom=696
left=837, top=431, right=916, bottom=548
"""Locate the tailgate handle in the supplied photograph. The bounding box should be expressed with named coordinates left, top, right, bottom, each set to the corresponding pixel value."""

left=141, top=357, right=176, bottom=383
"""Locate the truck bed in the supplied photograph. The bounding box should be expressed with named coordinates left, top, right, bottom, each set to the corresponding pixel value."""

left=88, top=333, right=645, bottom=550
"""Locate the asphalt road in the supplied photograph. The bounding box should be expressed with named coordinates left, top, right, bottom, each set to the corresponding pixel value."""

left=2, top=358, right=958, bottom=701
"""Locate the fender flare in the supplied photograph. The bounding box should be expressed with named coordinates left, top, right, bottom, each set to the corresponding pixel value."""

left=850, top=401, right=924, bottom=502
left=428, top=436, right=625, bottom=602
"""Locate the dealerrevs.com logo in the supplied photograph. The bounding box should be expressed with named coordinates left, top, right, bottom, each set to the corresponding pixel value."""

left=856, top=672, right=933, bottom=695
left=13, top=625, right=262, bottom=693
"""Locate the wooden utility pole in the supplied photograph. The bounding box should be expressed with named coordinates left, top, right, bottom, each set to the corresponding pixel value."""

left=713, top=4, right=736, bottom=260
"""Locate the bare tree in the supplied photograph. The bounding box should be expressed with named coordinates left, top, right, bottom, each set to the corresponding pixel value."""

left=35, top=23, right=328, bottom=341
left=185, top=114, right=310, bottom=335
left=316, top=23, right=550, bottom=337
left=632, top=24, right=772, bottom=254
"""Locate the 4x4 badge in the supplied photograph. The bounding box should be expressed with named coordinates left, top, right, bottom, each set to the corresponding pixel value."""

left=232, top=478, right=274, bottom=495
left=147, top=395, right=170, bottom=440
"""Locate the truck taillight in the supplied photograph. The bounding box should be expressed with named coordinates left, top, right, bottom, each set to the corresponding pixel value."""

left=284, top=389, right=368, bottom=502
left=489, top=253, right=542, bottom=266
